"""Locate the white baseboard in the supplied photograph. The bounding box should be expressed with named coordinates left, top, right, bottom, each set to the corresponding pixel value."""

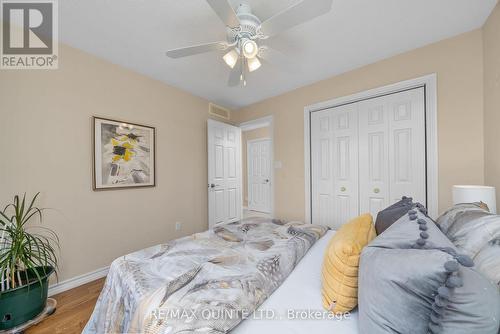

left=48, top=266, right=109, bottom=297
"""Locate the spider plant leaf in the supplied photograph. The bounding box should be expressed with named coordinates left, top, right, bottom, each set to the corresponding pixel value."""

left=0, top=193, right=58, bottom=292
left=19, top=193, right=26, bottom=224
left=0, top=210, right=13, bottom=225
left=22, top=208, right=43, bottom=226
left=26, top=193, right=40, bottom=217
left=13, top=195, right=20, bottom=224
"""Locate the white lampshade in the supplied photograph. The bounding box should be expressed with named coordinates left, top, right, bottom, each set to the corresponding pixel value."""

left=452, top=185, right=497, bottom=214
left=223, top=49, right=239, bottom=69
left=247, top=57, right=261, bottom=72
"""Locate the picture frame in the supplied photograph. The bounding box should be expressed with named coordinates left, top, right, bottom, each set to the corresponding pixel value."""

left=92, top=116, right=156, bottom=190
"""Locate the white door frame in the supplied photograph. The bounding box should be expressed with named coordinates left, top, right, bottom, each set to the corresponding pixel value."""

left=304, top=74, right=438, bottom=223
left=239, top=116, right=275, bottom=217
left=247, top=138, right=272, bottom=213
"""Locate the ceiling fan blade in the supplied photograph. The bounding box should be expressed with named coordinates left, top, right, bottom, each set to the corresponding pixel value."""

left=166, top=41, right=227, bottom=58
left=228, top=58, right=242, bottom=87
left=259, top=0, right=333, bottom=37
left=206, top=0, right=240, bottom=28
left=258, top=47, right=299, bottom=73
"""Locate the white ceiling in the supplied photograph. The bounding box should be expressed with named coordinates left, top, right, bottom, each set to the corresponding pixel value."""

left=60, top=0, right=497, bottom=109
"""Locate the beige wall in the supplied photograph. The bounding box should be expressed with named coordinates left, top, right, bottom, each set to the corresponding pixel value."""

left=0, top=44, right=211, bottom=282
left=242, top=127, right=271, bottom=207
left=233, top=30, right=485, bottom=220
left=484, top=3, right=500, bottom=210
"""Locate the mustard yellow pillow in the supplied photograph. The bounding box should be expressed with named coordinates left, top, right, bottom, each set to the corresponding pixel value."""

left=321, top=213, right=376, bottom=313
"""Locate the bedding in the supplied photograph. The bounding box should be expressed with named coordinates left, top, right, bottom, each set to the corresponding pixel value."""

left=436, top=202, right=489, bottom=234
left=369, top=207, right=455, bottom=250
left=359, top=209, right=500, bottom=334
left=83, top=218, right=328, bottom=334
left=443, top=211, right=500, bottom=258
left=437, top=203, right=500, bottom=287
left=233, top=230, right=359, bottom=334
left=474, top=239, right=500, bottom=286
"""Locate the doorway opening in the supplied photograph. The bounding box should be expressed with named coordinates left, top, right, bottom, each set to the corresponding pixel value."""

left=240, top=116, right=274, bottom=220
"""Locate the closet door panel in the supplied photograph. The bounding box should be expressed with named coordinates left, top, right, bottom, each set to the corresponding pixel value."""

left=332, top=104, right=359, bottom=228
left=358, top=98, right=390, bottom=219
left=311, top=110, right=335, bottom=227
left=388, top=87, right=426, bottom=205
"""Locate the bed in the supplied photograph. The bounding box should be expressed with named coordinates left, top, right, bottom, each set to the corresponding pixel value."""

left=233, top=229, right=358, bottom=334
left=83, top=219, right=357, bottom=334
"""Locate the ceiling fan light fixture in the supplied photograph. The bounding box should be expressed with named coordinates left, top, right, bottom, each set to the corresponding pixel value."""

left=241, top=39, right=258, bottom=59
left=247, top=57, right=261, bottom=72
left=223, top=49, right=239, bottom=68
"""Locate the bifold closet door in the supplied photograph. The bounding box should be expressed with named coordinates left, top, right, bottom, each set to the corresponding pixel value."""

left=311, top=87, right=426, bottom=227
left=311, top=104, right=359, bottom=229
left=358, top=87, right=426, bottom=219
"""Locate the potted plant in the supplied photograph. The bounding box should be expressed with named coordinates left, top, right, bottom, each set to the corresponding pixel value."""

left=0, top=193, right=59, bottom=330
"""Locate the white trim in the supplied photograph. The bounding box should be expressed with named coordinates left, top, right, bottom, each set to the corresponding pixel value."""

left=239, top=116, right=275, bottom=217
left=246, top=138, right=271, bottom=144
left=48, top=266, right=109, bottom=297
left=304, top=74, right=439, bottom=223
left=239, top=116, right=273, bottom=132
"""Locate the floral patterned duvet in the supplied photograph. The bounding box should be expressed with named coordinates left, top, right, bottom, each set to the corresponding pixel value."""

left=83, top=218, right=328, bottom=334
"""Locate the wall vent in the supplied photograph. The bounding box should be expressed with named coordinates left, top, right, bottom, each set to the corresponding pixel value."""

left=209, top=103, right=231, bottom=120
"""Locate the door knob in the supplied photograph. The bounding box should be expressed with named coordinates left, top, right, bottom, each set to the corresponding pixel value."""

left=373, top=188, right=380, bottom=194
left=209, top=183, right=219, bottom=188
left=340, top=186, right=346, bottom=192
left=265, top=179, right=270, bottom=183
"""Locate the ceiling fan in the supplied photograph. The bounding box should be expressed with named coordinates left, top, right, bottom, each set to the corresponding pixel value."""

left=166, top=0, right=333, bottom=87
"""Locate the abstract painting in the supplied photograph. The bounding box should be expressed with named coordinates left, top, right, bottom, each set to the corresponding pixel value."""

left=93, top=117, right=155, bottom=190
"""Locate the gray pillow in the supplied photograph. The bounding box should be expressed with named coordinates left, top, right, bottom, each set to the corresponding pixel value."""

left=434, top=265, right=500, bottom=334
left=446, top=214, right=500, bottom=258
left=359, top=248, right=500, bottom=334
left=375, top=196, right=414, bottom=235
left=436, top=203, right=489, bottom=235
left=474, top=239, right=500, bottom=287
left=359, top=208, right=500, bottom=334
left=359, top=247, right=453, bottom=334
left=370, top=208, right=456, bottom=251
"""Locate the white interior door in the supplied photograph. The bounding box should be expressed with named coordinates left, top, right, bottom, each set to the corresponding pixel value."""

left=208, top=119, right=242, bottom=228
left=311, top=103, right=359, bottom=228
left=247, top=139, right=271, bottom=213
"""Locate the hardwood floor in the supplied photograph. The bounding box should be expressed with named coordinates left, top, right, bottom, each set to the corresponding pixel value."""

left=26, top=278, right=105, bottom=334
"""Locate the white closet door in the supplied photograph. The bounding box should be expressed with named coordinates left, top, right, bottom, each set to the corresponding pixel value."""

left=311, top=87, right=426, bottom=227
left=311, top=104, right=358, bottom=228
left=358, top=96, right=390, bottom=218
left=358, top=88, right=426, bottom=218
left=387, top=87, right=426, bottom=205
left=311, top=109, right=335, bottom=226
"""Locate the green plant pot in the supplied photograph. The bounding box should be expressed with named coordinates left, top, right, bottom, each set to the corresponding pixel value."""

left=0, top=266, right=54, bottom=330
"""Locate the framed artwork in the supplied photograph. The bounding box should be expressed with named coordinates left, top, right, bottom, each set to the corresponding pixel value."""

left=93, top=116, right=156, bottom=190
